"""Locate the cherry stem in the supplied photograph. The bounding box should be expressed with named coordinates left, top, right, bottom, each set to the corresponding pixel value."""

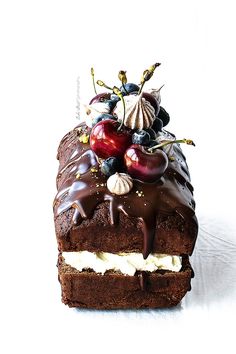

left=122, top=83, right=129, bottom=95
left=117, top=94, right=126, bottom=131
left=112, top=86, right=126, bottom=131
left=148, top=139, right=195, bottom=152
left=117, top=94, right=125, bottom=131
left=138, top=63, right=161, bottom=95
left=96, top=80, right=113, bottom=91
left=91, top=68, right=97, bottom=95
left=138, top=81, right=145, bottom=95
left=118, top=71, right=128, bottom=94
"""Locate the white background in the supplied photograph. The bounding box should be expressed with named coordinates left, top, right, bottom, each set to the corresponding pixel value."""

left=0, top=1, right=236, bottom=353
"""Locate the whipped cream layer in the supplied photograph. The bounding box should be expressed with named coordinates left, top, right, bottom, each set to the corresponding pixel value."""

left=62, top=251, right=182, bottom=276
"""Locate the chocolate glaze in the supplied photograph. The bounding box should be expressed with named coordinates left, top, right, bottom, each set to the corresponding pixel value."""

left=139, top=271, right=148, bottom=291
left=54, top=123, right=196, bottom=265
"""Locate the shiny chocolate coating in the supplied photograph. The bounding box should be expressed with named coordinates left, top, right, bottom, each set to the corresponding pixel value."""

left=54, top=123, right=197, bottom=261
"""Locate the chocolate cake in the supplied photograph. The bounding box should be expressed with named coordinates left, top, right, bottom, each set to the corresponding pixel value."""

left=53, top=64, right=198, bottom=309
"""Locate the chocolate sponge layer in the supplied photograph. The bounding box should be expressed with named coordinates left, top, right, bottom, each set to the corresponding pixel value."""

left=58, top=255, right=192, bottom=309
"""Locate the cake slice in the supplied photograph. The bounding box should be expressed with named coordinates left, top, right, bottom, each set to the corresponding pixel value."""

left=53, top=65, right=198, bottom=309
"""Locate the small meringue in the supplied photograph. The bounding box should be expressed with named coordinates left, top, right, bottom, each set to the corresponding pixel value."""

left=107, top=172, right=133, bottom=195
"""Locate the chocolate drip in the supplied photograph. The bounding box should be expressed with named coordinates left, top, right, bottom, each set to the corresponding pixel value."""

left=109, top=197, right=120, bottom=225
left=54, top=124, right=196, bottom=259
left=139, top=272, right=148, bottom=291
left=142, top=214, right=156, bottom=259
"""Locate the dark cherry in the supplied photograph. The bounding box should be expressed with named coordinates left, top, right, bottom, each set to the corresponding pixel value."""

left=89, top=92, right=111, bottom=104
left=142, top=92, right=160, bottom=115
left=157, top=106, right=170, bottom=127
left=124, top=144, right=168, bottom=182
left=90, top=119, right=132, bottom=159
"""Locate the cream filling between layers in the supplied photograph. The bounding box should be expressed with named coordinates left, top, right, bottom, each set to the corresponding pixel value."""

left=62, top=251, right=182, bottom=276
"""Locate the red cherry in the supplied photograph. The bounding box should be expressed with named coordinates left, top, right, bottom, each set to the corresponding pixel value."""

left=90, top=119, right=132, bottom=159
left=124, top=144, right=168, bottom=182
left=89, top=93, right=111, bottom=104
left=142, top=92, right=160, bottom=115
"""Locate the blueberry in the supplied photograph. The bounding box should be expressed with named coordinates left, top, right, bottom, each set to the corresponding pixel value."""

left=144, top=127, right=156, bottom=139
left=152, top=118, right=163, bottom=133
left=148, top=139, right=158, bottom=148
left=106, top=100, right=117, bottom=111
left=120, top=83, right=140, bottom=95
left=110, top=94, right=120, bottom=103
left=158, top=107, right=170, bottom=127
left=132, top=130, right=150, bottom=146
left=92, top=114, right=116, bottom=127
left=101, top=157, right=122, bottom=177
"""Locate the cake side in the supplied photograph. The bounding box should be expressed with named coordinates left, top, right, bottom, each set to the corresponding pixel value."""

left=53, top=63, right=198, bottom=308
left=54, top=124, right=198, bottom=256
left=58, top=254, right=192, bottom=309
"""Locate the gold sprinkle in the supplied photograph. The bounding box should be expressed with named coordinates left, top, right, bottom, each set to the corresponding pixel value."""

left=75, top=173, right=81, bottom=179
left=136, top=190, right=144, bottom=197
left=96, top=183, right=100, bottom=187
left=90, top=167, right=98, bottom=173
left=79, top=133, right=89, bottom=144
left=169, top=156, right=175, bottom=161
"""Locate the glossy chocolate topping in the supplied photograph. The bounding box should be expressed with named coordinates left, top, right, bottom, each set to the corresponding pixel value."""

left=54, top=123, right=196, bottom=260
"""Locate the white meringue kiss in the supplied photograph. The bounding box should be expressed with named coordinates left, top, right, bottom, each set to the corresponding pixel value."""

left=107, top=172, right=133, bottom=195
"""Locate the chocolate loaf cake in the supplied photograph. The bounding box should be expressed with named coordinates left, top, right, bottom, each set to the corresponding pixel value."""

left=53, top=65, right=198, bottom=309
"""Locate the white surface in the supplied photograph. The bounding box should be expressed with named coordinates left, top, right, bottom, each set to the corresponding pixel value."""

left=1, top=1, right=236, bottom=353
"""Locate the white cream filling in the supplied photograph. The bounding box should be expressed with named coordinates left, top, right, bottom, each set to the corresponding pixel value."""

left=62, top=251, right=182, bottom=276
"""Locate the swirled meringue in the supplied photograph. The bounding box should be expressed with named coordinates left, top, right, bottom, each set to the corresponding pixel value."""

left=114, top=94, right=155, bottom=129
left=146, top=87, right=163, bottom=104
left=107, top=172, right=133, bottom=195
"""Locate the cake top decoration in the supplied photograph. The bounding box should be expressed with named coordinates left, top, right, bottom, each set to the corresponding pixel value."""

left=85, top=63, right=195, bottom=184
left=114, top=93, right=156, bottom=130
left=106, top=172, right=133, bottom=195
